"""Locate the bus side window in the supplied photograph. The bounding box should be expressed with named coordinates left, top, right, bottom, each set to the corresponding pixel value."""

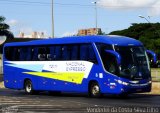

left=80, top=44, right=97, bottom=63
left=88, top=45, right=97, bottom=63
left=62, top=45, right=71, bottom=60
left=5, top=47, right=13, bottom=60
left=55, top=46, right=62, bottom=60
left=80, top=45, right=89, bottom=61
left=50, top=46, right=62, bottom=60
left=96, top=43, right=113, bottom=55
left=46, top=47, right=51, bottom=60
left=50, top=46, right=56, bottom=60
left=32, top=48, right=39, bottom=61
left=26, top=47, right=32, bottom=61
left=19, top=48, right=28, bottom=61
left=38, top=47, right=46, bottom=61
left=71, top=45, right=79, bottom=60
left=102, top=51, right=117, bottom=74
left=12, top=48, right=20, bottom=61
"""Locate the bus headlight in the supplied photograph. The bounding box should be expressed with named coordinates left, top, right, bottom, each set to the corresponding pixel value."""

left=117, top=80, right=122, bottom=84
left=117, top=80, right=129, bottom=86
left=122, top=82, right=129, bottom=86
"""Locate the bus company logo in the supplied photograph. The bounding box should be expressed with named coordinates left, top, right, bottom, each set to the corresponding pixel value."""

left=66, top=62, right=85, bottom=67
left=66, top=62, right=86, bottom=72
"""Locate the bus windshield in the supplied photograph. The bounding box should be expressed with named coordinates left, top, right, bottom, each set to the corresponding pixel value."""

left=115, top=46, right=150, bottom=80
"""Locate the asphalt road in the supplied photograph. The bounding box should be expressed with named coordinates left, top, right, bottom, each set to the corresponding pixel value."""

left=0, top=88, right=160, bottom=113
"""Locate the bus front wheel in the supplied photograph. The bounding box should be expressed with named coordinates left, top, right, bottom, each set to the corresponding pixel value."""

left=89, top=82, right=101, bottom=98
left=24, top=80, right=35, bottom=95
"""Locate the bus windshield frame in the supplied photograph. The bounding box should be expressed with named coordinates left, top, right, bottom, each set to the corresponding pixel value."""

left=114, top=46, right=150, bottom=80
left=97, top=43, right=151, bottom=80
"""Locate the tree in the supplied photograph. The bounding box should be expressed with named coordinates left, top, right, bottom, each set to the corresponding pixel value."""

left=0, top=16, right=14, bottom=39
left=109, top=23, right=160, bottom=54
left=0, top=16, right=14, bottom=53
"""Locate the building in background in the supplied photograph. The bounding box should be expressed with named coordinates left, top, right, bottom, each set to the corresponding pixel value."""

left=78, top=28, right=102, bottom=36
left=77, top=29, right=87, bottom=36
left=18, top=31, right=46, bottom=38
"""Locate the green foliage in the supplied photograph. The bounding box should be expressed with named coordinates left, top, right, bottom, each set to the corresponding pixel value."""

left=109, top=23, right=160, bottom=54
left=0, top=16, right=5, bottom=22
left=0, top=16, right=14, bottom=38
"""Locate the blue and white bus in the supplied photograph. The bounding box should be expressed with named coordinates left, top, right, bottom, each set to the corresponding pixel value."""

left=3, top=35, right=151, bottom=97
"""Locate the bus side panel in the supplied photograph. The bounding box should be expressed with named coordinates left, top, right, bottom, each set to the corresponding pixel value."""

left=85, top=65, right=123, bottom=95
left=21, top=62, right=98, bottom=93
left=4, top=62, right=16, bottom=89
left=4, top=62, right=38, bottom=90
left=4, top=61, right=124, bottom=94
left=99, top=73, right=122, bottom=94
left=4, top=60, right=122, bottom=94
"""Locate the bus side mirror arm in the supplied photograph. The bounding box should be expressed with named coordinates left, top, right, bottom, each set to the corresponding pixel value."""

left=105, top=50, right=121, bottom=65
left=146, top=50, right=157, bottom=64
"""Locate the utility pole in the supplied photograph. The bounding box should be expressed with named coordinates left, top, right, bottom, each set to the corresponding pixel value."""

left=93, top=1, right=97, bottom=29
left=92, top=1, right=98, bottom=35
left=139, top=15, right=150, bottom=23
left=51, top=0, right=54, bottom=38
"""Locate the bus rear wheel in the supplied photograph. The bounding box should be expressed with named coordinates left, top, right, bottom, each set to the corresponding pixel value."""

left=24, top=80, right=35, bottom=95
left=89, top=82, right=101, bottom=98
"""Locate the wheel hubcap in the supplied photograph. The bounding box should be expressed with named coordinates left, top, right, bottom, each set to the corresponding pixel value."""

left=26, top=84, right=31, bottom=93
left=92, top=85, right=99, bottom=95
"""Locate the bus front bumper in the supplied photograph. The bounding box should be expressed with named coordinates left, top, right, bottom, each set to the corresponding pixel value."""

left=119, top=80, right=152, bottom=94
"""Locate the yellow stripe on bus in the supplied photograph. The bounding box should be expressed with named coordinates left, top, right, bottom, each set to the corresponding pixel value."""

left=23, top=72, right=85, bottom=84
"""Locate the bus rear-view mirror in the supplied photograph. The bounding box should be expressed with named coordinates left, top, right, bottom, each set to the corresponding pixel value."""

left=146, top=50, right=157, bottom=65
left=105, top=50, right=121, bottom=65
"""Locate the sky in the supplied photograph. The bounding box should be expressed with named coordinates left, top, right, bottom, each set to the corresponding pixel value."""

left=0, top=0, right=160, bottom=38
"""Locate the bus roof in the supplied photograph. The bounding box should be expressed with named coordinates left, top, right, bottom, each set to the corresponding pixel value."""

left=4, top=35, right=143, bottom=47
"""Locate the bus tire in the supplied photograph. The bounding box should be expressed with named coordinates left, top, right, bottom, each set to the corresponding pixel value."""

left=24, top=80, right=35, bottom=95
left=89, top=82, right=101, bottom=98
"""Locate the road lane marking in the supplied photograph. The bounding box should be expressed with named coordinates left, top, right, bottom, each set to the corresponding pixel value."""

left=1, top=103, right=28, bottom=105
left=0, top=101, right=21, bottom=102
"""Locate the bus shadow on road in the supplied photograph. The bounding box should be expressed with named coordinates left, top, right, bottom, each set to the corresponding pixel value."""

left=1, top=89, right=159, bottom=100
left=21, top=91, right=160, bottom=100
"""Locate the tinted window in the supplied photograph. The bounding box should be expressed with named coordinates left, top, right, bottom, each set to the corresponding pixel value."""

left=62, top=46, right=71, bottom=60
left=55, top=46, right=62, bottom=60
left=4, top=44, right=97, bottom=63
left=4, top=47, right=13, bottom=60
left=101, top=51, right=118, bottom=74
left=71, top=45, right=79, bottom=60
left=32, top=48, right=38, bottom=60
left=80, top=44, right=97, bottom=63
left=19, top=48, right=28, bottom=61
left=96, top=43, right=113, bottom=55
left=12, top=48, right=20, bottom=61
